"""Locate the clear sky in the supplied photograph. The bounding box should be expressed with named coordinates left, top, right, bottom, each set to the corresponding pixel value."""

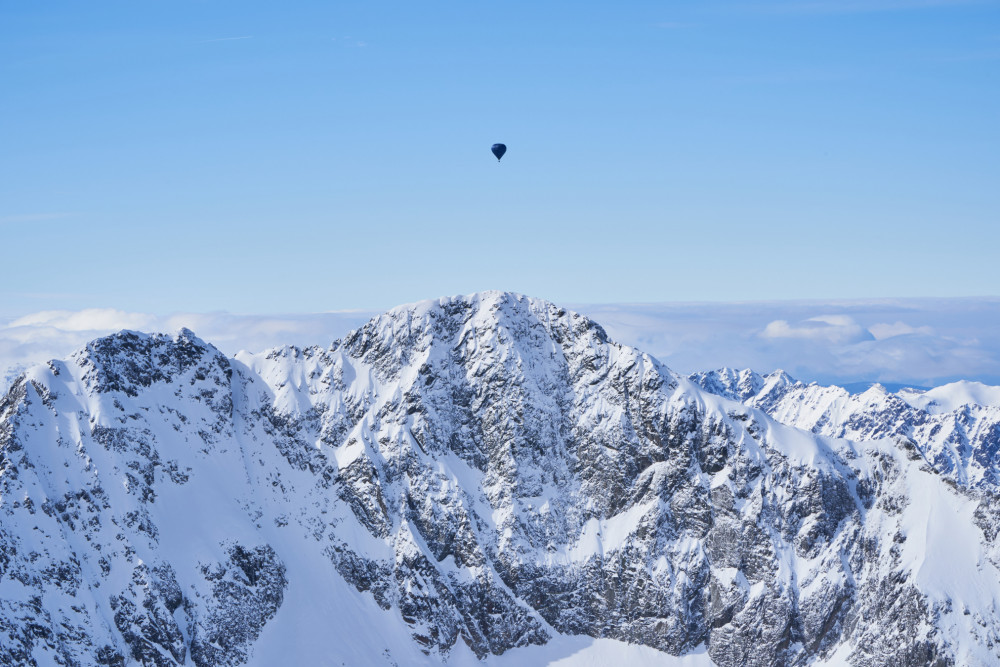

left=2, top=0, right=998, bottom=316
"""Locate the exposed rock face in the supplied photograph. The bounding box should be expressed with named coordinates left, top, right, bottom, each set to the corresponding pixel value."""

left=1, top=292, right=999, bottom=666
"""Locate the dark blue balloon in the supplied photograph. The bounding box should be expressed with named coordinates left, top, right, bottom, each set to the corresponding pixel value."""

left=491, top=143, right=507, bottom=161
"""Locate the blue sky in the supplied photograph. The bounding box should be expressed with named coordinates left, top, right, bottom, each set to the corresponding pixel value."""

left=2, top=0, right=998, bottom=315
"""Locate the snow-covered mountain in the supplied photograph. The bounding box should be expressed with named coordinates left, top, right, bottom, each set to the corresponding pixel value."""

left=2, top=292, right=999, bottom=666
left=691, top=368, right=1000, bottom=489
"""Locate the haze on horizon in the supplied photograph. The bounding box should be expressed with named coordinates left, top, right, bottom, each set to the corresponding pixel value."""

left=5, top=294, right=1000, bottom=393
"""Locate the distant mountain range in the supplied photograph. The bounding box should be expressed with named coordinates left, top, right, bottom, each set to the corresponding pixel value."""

left=2, top=292, right=998, bottom=665
left=690, top=367, right=1000, bottom=489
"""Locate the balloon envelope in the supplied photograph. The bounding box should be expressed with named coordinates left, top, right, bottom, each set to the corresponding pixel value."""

left=491, top=143, right=507, bottom=161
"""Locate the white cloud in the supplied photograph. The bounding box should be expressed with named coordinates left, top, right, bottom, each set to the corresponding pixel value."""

left=807, top=315, right=854, bottom=327
left=10, top=309, right=158, bottom=332
left=575, top=297, right=1000, bottom=387
left=868, top=321, right=935, bottom=340
left=4, top=298, right=1000, bottom=394
left=760, top=315, right=873, bottom=344
left=0, top=309, right=376, bottom=393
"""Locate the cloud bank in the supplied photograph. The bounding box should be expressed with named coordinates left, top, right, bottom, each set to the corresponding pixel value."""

left=574, top=297, right=1000, bottom=387
left=0, top=309, right=376, bottom=392
left=3, top=297, right=1000, bottom=393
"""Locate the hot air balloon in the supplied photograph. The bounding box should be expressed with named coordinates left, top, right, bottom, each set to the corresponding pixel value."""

left=491, top=143, right=507, bottom=161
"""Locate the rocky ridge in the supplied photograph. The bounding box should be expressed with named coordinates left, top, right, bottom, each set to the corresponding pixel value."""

left=690, top=367, right=1000, bottom=489
left=1, top=292, right=999, bottom=666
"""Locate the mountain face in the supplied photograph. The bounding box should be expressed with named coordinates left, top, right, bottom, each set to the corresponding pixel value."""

left=2, top=292, right=999, bottom=666
left=690, top=368, right=1000, bottom=490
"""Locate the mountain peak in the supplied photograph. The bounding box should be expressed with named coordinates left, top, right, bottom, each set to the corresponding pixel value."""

left=3, top=294, right=1000, bottom=666
left=72, top=327, right=230, bottom=398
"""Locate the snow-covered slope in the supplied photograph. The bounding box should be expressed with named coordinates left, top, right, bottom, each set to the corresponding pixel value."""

left=3, top=292, right=1000, bottom=666
left=691, top=368, right=1000, bottom=489
left=898, top=380, right=1000, bottom=414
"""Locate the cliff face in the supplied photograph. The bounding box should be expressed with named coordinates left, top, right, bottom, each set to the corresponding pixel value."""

left=2, top=292, right=999, bottom=666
